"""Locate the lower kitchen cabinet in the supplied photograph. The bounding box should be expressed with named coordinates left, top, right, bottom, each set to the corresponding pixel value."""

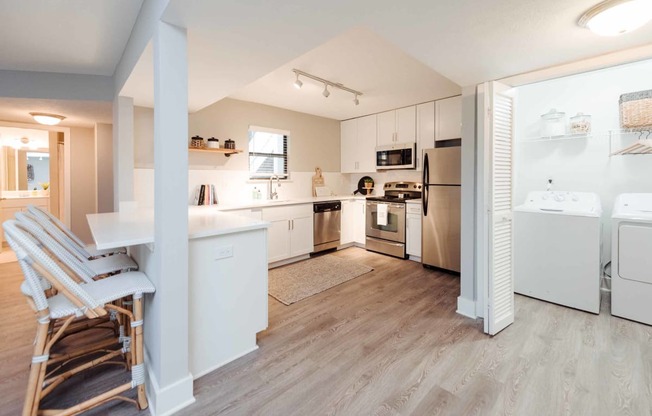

left=262, top=204, right=313, bottom=263
left=406, top=201, right=422, bottom=259
left=341, top=199, right=366, bottom=246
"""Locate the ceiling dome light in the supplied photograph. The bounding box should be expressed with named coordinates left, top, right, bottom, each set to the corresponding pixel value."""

left=579, top=0, right=652, bottom=36
left=293, top=73, right=303, bottom=89
left=30, top=112, right=65, bottom=125
left=353, top=94, right=360, bottom=106
left=322, top=84, right=330, bottom=98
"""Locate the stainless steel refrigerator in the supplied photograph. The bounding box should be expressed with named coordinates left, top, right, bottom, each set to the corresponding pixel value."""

left=421, top=146, right=461, bottom=272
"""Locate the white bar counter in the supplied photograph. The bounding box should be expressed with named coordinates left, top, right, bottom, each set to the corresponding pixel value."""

left=86, top=207, right=270, bottom=380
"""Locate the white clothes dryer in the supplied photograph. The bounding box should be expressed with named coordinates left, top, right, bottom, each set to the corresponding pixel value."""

left=514, top=191, right=602, bottom=314
left=612, top=193, right=652, bottom=325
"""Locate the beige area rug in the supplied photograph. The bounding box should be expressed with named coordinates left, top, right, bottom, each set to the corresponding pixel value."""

left=269, top=255, right=373, bottom=305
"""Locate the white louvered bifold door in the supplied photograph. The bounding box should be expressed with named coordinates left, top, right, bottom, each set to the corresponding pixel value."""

left=486, top=82, right=515, bottom=336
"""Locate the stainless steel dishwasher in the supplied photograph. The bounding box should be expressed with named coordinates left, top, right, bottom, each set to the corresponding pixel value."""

left=313, top=200, right=341, bottom=253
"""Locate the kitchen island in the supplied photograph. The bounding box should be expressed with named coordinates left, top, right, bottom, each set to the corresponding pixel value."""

left=87, top=208, right=270, bottom=379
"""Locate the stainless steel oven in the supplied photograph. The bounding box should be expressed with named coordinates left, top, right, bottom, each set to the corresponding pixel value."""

left=365, top=181, right=422, bottom=259
left=365, top=200, right=406, bottom=258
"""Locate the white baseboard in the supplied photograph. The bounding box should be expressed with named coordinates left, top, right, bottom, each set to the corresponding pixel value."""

left=192, top=345, right=258, bottom=380
left=145, top=349, right=195, bottom=416
left=408, top=255, right=421, bottom=262
left=456, top=296, right=477, bottom=319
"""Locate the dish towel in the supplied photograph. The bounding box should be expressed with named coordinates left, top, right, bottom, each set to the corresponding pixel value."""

left=377, top=203, right=388, bottom=226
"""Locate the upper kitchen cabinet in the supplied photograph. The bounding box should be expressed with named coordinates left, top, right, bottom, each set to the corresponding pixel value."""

left=377, top=106, right=416, bottom=147
left=435, top=96, right=462, bottom=141
left=416, top=101, right=435, bottom=170
left=341, top=114, right=376, bottom=173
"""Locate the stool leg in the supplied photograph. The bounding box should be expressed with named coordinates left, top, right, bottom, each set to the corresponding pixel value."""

left=132, top=295, right=148, bottom=410
left=24, top=316, right=50, bottom=416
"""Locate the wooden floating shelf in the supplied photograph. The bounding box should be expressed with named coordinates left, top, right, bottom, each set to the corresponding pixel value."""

left=188, top=147, right=243, bottom=157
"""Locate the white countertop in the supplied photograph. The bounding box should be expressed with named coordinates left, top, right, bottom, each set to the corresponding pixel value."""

left=87, top=208, right=270, bottom=250
left=214, top=194, right=367, bottom=211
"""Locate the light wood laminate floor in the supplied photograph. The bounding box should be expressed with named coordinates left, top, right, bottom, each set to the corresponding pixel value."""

left=1, top=247, right=651, bottom=415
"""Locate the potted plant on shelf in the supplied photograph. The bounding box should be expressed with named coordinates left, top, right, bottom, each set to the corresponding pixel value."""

left=363, top=178, right=374, bottom=195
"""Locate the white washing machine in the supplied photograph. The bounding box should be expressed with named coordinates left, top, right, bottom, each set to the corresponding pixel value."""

left=612, top=193, right=652, bottom=325
left=514, top=191, right=602, bottom=314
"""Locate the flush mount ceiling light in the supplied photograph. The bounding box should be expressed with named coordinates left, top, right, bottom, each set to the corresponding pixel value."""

left=579, top=0, right=652, bottom=36
left=292, top=69, right=363, bottom=105
left=30, top=112, right=66, bottom=125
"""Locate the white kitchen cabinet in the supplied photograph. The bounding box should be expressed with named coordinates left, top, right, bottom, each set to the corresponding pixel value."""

left=341, top=115, right=376, bottom=173
left=435, top=96, right=462, bottom=141
left=377, top=106, right=417, bottom=147
left=341, top=119, right=358, bottom=173
left=341, top=199, right=366, bottom=246
left=262, top=204, right=313, bottom=263
left=352, top=199, right=366, bottom=245
left=340, top=200, right=354, bottom=245
left=416, top=101, right=435, bottom=170
left=289, top=214, right=314, bottom=257
left=406, top=201, right=422, bottom=260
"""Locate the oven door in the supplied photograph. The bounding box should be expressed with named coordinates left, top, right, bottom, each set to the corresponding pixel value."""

left=366, top=201, right=406, bottom=243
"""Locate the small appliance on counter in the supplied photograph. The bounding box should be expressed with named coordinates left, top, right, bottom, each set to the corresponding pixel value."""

left=365, top=181, right=422, bottom=259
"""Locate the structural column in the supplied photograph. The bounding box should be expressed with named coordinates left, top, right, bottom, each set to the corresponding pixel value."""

left=112, top=95, right=135, bottom=211
left=146, top=20, right=194, bottom=415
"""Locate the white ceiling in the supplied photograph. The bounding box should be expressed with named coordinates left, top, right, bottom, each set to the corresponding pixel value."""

left=228, top=29, right=461, bottom=120
left=0, top=98, right=112, bottom=128
left=121, top=0, right=652, bottom=120
left=0, top=0, right=143, bottom=76
left=3, top=0, right=652, bottom=124
left=0, top=126, right=50, bottom=149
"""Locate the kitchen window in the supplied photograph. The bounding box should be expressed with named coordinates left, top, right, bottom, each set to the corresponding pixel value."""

left=248, top=126, right=289, bottom=179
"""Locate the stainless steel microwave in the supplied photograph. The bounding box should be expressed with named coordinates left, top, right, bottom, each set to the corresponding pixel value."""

left=375, top=142, right=416, bottom=170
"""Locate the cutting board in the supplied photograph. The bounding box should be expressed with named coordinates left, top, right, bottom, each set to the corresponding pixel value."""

left=312, top=167, right=325, bottom=196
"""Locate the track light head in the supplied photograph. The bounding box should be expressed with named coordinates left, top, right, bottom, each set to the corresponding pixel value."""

left=322, top=84, right=330, bottom=98
left=293, top=73, right=303, bottom=89
left=353, top=94, right=360, bottom=106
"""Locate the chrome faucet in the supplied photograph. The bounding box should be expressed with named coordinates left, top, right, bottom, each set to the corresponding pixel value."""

left=268, top=174, right=281, bottom=200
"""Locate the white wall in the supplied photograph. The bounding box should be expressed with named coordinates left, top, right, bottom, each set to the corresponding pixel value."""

left=95, top=123, right=113, bottom=213
left=514, top=59, right=652, bottom=261
left=69, top=126, right=97, bottom=242
left=133, top=98, right=347, bottom=206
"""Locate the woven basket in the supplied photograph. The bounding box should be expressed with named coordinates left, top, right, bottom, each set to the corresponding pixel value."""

left=619, top=90, right=652, bottom=130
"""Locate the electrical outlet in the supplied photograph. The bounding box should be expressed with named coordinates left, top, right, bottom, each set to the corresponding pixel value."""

left=215, top=245, right=234, bottom=260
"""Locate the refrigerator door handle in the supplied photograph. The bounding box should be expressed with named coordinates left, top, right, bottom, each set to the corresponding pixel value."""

left=422, top=153, right=429, bottom=215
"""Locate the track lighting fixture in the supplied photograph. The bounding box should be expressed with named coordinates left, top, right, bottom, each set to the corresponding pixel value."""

left=292, top=69, right=362, bottom=105
left=293, top=73, right=303, bottom=89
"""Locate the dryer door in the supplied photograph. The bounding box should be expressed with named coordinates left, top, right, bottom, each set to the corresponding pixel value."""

left=619, top=223, right=652, bottom=284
